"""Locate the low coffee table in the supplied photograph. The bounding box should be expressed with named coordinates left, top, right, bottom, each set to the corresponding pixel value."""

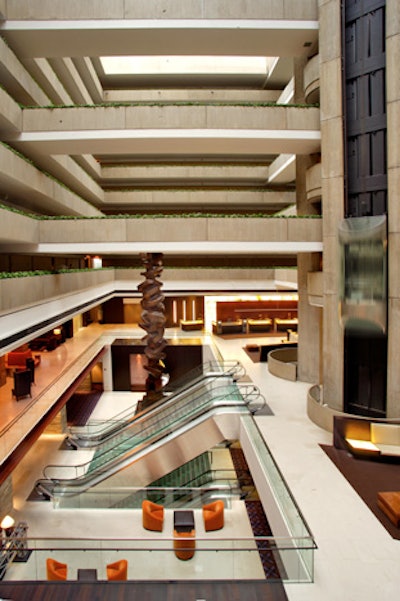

left=77, top=568, right=98, bottom=581
left=173, top=510, right=195, bottom=532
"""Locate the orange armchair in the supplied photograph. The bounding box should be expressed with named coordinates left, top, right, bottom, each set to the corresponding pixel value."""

left=202, top=500, right=224, bottom=531
left=46, top=558, right=67, bottom=581
left=173, top=529, right=196, bottom=560
left=142, top=499, right=164, bottom=532
left=107, top=559, right=128, bottom=581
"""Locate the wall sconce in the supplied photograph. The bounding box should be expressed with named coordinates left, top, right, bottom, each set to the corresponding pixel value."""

left=1, top=515, right=15, bottom=537
left=53, top=328, right=62, bottom=336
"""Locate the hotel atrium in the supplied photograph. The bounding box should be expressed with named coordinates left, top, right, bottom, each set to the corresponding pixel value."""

left=0, top=1, right=399, bottom=600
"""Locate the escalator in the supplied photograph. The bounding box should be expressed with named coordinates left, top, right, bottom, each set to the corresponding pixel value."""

left=66, top=360, right=246, bottom=449
left=35, top=375, right=259, bottom=500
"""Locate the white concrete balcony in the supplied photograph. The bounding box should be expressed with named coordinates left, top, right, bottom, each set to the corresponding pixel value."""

left=103, top=189, right=295, bottom=212
left=306, top=162, right=322, bottom=203
left=0, top=146, right=102, bottom=217
left=1, top=9, right=319, bottom=60
left=304, top=53, right=320, bottom=104
left=4, top=0, right=319, bottom=21
left=0, top=211, right=322, bottom=256
left=5, top=105, right=320, bottom=158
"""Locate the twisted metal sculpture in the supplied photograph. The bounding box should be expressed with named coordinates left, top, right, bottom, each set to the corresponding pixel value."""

left=137, top=252, right=167, bottom=408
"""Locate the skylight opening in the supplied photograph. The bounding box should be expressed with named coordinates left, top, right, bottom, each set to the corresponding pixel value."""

left=100, top=56, right=268, bottom=76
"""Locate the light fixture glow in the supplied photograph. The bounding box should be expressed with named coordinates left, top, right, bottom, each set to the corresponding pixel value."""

left=100, top=55, right=268, bottom=76
left=1, top=515, right=15, bottom=530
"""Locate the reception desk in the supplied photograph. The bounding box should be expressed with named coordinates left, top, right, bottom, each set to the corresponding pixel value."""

left=247, top=318, right=272, bottom=333
left=180, top=319, right=204, bottom=331
left=212, top=320, right=244, bottom=335
left=275, top=318, right=298, bottom=332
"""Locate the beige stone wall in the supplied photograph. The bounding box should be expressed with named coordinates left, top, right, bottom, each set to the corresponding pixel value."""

left=386, top=0, right=400, bottom=417
left=297, top=253, right=322, bottom=383
left=0, top=476, right=13, bottom=518
left=0, top=269, right=115, bottom=313
left=44, top=406, right=67, bottom=435
left=37, top=216, right=322, bottom=245
left=319, top=0, right=345, bottom=410
left=21, top=105, right=321, bottom=133
left=5, top=1, right=318, bottom=20
left=104, top=189, right=295, bottom=210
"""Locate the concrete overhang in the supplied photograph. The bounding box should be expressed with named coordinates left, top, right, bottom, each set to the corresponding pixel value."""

left=100, top=164, right=271, bottom=185
left=2, top=241, right=323, bottom=256
left=6, top=129, right=321, bottom=156
left=1, top=20, right=319, bottom=59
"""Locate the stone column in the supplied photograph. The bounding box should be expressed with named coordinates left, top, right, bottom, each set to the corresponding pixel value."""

left=297, top=254, right=322, bottom=383
left=318, top=0, right=346, bottom=410
left=386, top=0, right=400, bottom=416
left=102, top=346, right=113, bottom=392
left=294, top=53, right=322, bottom=384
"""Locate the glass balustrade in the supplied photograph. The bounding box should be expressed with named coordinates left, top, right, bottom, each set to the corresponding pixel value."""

left=1, top=534, right=316, bottom=583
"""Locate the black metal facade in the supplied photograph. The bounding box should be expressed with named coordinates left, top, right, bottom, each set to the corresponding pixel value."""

left=342, top=0, right=388, bottom=417
left=343, top=0, right=387, bottom=217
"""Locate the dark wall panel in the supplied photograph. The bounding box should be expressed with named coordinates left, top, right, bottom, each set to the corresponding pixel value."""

left=343, top=0, right=387, bottom=217
left=342, top=0, right=388, bottom=417
left=102, top=298, right=125, bottom=323
left=111, top=342, right=203, bottom=391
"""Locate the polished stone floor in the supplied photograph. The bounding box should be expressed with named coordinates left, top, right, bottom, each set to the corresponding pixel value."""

left=1, top=324, right=400, bottom=600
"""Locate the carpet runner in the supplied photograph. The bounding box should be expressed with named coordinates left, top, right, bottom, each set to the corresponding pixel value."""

left=66, top=390, right=102, bottom=426
left=229, top=446, right=281, bottom=580
left=321, top=443, right=400, bottom=540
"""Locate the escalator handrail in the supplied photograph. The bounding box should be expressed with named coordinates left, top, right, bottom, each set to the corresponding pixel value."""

left=44, top=383, right=241, bottom=479
left=68, top=374, right=236, bottom=448
left=39, top=385, right=248, bottom=494
left=38, top=404, right=250, bottom=498
left=68, top=360, right=245, bottom=443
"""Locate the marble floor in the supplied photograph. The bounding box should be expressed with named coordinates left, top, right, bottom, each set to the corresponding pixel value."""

left=1, top=324, right=400, bottom=599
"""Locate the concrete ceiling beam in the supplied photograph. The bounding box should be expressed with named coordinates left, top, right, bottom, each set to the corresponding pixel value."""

left=1, top=20, right=319, bottom=59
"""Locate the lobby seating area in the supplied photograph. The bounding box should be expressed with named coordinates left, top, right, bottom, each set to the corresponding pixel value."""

left=333, top=415, right=400, bottom=459
left=5, top=349, right=40, bottom=373
left=142, top=502, right=225, bottom=561
left=212, top=318, right=298, bottom=336
left=46, top=558, right=128, bottom=581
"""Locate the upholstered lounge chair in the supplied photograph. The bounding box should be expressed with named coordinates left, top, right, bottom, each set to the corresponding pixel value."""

left=202, top=500, right=224, bottom=531
left=173, top=529, right=196, bottom=560
left=106, top=559, right=128, bottom=581
left=46, top=558, right=67, bottom=581
left=142, top=499, right=164, bottom=532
